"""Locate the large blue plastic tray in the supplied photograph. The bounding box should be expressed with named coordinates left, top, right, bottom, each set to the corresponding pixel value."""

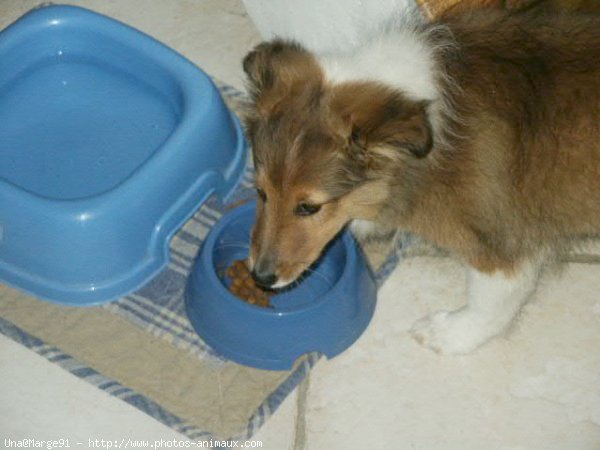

left=0, top=5, right=247, bottom=305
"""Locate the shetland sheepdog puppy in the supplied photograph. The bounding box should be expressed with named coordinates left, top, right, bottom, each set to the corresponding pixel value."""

left=241, top=9, right=600, bottom=354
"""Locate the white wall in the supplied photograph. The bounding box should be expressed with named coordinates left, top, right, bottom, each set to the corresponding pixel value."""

left=241, top=0, right=420, bottom=54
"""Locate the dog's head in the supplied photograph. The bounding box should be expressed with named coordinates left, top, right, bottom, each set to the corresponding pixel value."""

left=243, top=40, right=433, bottom=288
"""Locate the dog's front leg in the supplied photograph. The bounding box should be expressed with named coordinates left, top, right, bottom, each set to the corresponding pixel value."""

left=410, top=258, right=542, bottom=355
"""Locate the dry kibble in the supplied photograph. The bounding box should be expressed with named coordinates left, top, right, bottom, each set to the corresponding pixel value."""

left=225, top=259, right=273, bottom=308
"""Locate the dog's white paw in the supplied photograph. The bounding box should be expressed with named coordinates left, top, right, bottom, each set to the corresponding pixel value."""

left=410, top=310, right=486, bottom=355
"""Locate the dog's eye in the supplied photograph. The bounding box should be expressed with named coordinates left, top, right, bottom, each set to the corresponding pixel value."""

left=294, top=203, right=321, bottom=217
left=256, top=188, right=267, bottom=202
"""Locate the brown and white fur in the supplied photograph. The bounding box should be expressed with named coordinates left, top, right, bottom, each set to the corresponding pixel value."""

left=242, top=9, right=600, bottom=354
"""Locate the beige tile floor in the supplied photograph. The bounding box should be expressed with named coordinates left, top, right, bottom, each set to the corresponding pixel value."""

left=305, top=258, right=600, bottom=450
left=1, top=1, right=600, bottom=449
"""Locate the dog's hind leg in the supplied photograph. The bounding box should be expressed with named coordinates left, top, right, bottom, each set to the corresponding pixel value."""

left=410, top=256, right=543, bottom=355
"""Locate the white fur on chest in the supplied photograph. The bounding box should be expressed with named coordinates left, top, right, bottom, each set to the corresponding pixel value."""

left=349, top=219, right=380, bottom=239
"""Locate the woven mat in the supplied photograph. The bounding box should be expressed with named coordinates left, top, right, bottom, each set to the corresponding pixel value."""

left=0, top=82, right=405, bottom=440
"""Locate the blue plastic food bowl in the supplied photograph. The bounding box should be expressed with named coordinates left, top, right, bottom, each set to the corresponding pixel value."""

left=185, top=201, right=377, bottom=370
left=0, top=6, right=247, bottom=304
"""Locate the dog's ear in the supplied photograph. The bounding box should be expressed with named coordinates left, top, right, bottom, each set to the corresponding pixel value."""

left=243, top=40, right=291, bottom=93
left=243, top=40, right=322, bottom=116
left=330, top=83, right=433, bottom=162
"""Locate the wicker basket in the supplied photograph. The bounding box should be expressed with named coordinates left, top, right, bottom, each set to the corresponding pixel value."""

left=416, top=0, right=599, bottom=20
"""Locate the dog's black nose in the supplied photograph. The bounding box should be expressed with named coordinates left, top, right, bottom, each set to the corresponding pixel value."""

left=251, top=269, right=277, bottom=288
